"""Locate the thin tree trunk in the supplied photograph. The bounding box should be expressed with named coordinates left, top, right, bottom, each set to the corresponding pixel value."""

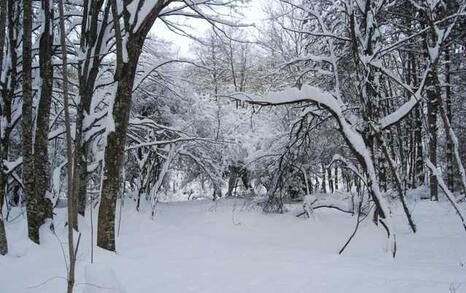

left=411, top=50, right=424, bottom=188
left=334, top=166, right=338, bottom=191
left=75, top=1, right=111, bottom=217
left=328, top=167, right=334, bottom=193
left=426, top=160, right=466, bottom=232
left=0, top=0, right=8, bottom=256
left=378, top=131, right=416, bottom=233
left=1, top=0, right=21, bottom=253
left=227, top=166, right=238, bottom=197
left=377, top=137, right=388, bottom=193
left=408, top=112, right=416, bottom=188
left=445, top=47, right=454, bottom=192
left=414, top=105, right=424, bottom=187
left=423, top=4, right=445, bottom=201
left=427, top=80, right=439, bottom=201
left=321, top=164, right=327, bottom=193
left=58, top=0, right=76, bottom=291
left=302, top=167, right=310, bottom=195
left=150, top=146, right=176, bottom=218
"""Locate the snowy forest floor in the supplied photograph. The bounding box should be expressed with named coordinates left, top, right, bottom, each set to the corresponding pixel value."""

left=1, top=194, right=466, bottom=293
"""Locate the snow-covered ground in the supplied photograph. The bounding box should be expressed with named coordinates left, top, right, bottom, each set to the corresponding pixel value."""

left=1, top=196, right=466, bottom=293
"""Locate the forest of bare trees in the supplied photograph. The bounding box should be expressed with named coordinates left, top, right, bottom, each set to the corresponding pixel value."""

left=0, top=0, right=465, bottom=292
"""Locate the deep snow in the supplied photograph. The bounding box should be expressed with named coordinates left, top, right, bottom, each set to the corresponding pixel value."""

left=1, top=196, right=466, bottom=293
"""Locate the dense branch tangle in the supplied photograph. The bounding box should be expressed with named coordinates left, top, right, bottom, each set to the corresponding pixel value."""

left=234, top=0, right=466, bottom=256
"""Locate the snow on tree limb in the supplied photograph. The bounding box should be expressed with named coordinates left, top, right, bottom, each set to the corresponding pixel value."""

left=235, top=85, right=397, bottom=256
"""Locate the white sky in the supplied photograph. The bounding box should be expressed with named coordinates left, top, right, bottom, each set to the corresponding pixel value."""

left=151, top=0, right=268, bottom=57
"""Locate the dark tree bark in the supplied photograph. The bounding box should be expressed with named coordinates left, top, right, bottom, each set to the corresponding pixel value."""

left=426, top=78, right=439, bottom=201
left=334, top=166, right=338, bottom=191
left=445, top=47, right=454, bottom=192
left=22, top=0, right=41, bottom=244
left=414, top=105, right=424, bottom=186
left=378, top=138, right=388, bottom=192
left=321, top=163, right=327, bottom=193
left=227, top=170, right=238, bottom=197
left=328, top=167, right=334, bottom=193
left=32, top=0, right=54, bottom=227
left=423, top=5, right=444, bottom=201
left=97, top=0, right=167, bottom=251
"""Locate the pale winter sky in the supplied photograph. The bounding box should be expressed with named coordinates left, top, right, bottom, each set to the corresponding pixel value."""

left=151, top=0, right=268, bottom=57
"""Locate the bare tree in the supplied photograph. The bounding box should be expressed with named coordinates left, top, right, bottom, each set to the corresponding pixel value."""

left=0, top=0, right=8, bottom=256
left=74, top=0, right=112, bottom=220
left=22, top=0, right=39, bottom=244
left=58, top=0, right=78, bottom=291
left=33, top=0, right=55, bottom=223
left=97, top=0, right=245, bottom=251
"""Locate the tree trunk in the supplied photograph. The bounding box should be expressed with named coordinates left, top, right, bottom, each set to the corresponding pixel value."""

left=427, top=83, right=439, bottom=201
left=377, top=131, right=417, bottom=233
left=436, top=77, right=466, bottom=198
left=328, top=167, right=334, bottom=193
left=321, top=163, right=327, bottom=193
left=408, top=112, right=416, bottom=188
left=22, top=0, right=40, bottom=244
left=409, top=53, right=424, bottom=188
left=97, top=58, right=138, bottom=251
left=445, top=47, right=454, bottom=192
left=75, top=1, right=111, bottom=217
left=0, top=0, right=8, bottom=256
left=378, top=138, right=388, bottom=192
left=58, top=1, right=77, bottom=291
left=97, top=0, right=166, bottom=251
left=414, top=105, right=424, bottom=186
left=334, top=166, right=338, bottom=191
left=227, top=166, right=238, bottom=196
left=33, top=0, right=54, bottom=227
